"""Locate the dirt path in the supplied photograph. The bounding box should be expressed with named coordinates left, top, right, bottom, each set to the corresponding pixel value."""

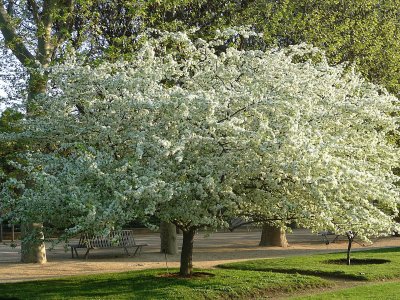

left=1, top=229, right=399, bottom=283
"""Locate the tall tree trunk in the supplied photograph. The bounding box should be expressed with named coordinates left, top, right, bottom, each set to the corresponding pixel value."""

left=179, top=228, right=196, bottom=276
left=19, top=71, right=48, bottom=264
left=160, top=221, right=177, bottom=255
left=259, top=223, right=288, bottom=247
left=20, top=223, right=47, bottom=263
left=1, top=0, right=73, bottom=265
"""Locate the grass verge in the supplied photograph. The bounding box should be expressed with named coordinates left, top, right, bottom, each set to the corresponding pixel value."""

left=219, top=247, right=400, bottom=281
left=0, top=268, right=328, bottom=300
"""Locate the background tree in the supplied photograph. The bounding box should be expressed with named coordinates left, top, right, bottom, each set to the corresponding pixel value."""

left=0, top=0, right=86, bottom=263
left=233, top=0, right=400, bottom=96
left=258, top=224, right=288, bottom=247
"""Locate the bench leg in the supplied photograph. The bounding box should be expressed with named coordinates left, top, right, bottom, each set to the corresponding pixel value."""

left=331, top=235, right=340, bottom=243
left=71, top=247, right=79, bottom=258
left=84, top=248, right=90, bottom=259
left=133, top=246, right=142, bottom=256
left=123, top=246, right=130, bottom=256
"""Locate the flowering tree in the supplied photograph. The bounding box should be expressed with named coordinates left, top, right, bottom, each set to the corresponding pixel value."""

left=1, top=30, right=399, bottom=276
left=233, top=44, right=400, bottom=238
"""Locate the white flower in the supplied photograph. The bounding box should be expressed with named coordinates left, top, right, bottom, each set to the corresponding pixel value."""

left=3, top=29, right=398, bottom=242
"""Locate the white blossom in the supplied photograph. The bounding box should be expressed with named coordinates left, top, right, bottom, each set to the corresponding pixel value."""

left=1, top=30, right=399, bottom=241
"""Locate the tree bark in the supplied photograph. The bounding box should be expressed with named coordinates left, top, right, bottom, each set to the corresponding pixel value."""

left=346, top=231, right=354, bottom=266
left=27, top=70, right=48, bottom=110
left=0, top=2, right=35, bottom=66
left=17, top=70, right=49, bottom=264
left=160, top=221, right=178, bottom=255
left=259, top=223, right=288, bottom=247
left=179, top=228, right=196, bottom=276
left=20, top=223, right=47, bottom=263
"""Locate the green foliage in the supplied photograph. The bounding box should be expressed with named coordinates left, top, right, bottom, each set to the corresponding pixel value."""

left=0, top=108, right=25, bottom=180
left=0, top=108, right=26, bottom=224
left=232, top=0, right=400, bottom=96
left=84, top=0, right=247, bottom=61
left=74, top=0, right=400, bottom=96
left=4, top=1, right=400, bottom=96
left=220, top=247, right=400, bottom=281
left=0, top=268, right=328, bottom=300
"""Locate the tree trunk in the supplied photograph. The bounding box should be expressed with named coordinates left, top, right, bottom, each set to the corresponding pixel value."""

left=20, top=71, right=48, bottom=263
left=259, top=223, right=288, bottom=247
left=179, top=228, right=196, bottom=276
left=1, top=0, right=71, bottom=265
left=27, top=71, right=48, bottom=107
left=160, top=221, right=178, bottom=255
left=346, top=231, right=354, bottom=266
left=20, top=223, right=47, bottom=263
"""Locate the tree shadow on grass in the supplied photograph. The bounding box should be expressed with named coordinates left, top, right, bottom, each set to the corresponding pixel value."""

left=0, top=268, right=326, bottom=300
left=0, top=274, right=184, bottom=299
left=0, top=269, right=245, bottom=300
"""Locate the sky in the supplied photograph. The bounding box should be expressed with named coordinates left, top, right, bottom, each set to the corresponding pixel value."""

left=1, top=36, right=23, bottom=115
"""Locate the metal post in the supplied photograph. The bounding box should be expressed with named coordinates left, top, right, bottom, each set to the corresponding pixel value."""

left=0, top=221, right=3, bottom=242
left=11, top=224, right=15, bottom=242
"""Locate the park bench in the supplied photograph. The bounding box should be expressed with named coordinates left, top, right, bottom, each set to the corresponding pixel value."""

left=318, top=230, right=340, bottom=245
left=69, top=230, right=148, bottom=259
left=318, top=229, right=365, bottom=246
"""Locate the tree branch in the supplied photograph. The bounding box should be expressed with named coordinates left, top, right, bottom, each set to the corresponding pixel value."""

left=217, top=101, right=258, bottom=123
left=37, top=0, right=54, bottom=66
left=6, top=0, right=13, bottom=15
left=27, top=0, right=40, bottom=25
left=229, top=216, right=297, bottom=231
left=0, top=0, right=35, bottom=66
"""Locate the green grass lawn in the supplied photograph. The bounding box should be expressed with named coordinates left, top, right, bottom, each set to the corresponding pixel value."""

left=292, top=281, right=400, bottom=299
left=0, top=268, right=328, bottom=300
left=2, top=248, right=400, bottom=299
left=219, top=247, right=400, bottom=281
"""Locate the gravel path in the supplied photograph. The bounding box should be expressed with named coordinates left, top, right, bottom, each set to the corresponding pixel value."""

left=1, top=229, right=399, bottom=283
